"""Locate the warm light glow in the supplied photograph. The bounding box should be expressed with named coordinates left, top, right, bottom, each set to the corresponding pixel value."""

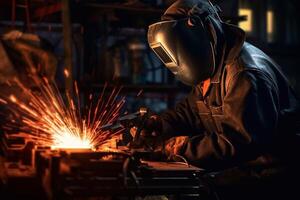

left=64, top=69, right=70, bottom=78
left=267, top=10, right=274, bottom=42
left=0, top=74, right=125, bottom=150
left=155, top=32, right=162, bottom=43
left=51, top=132, right=92, bottom=149
left=267, top=11, right=274, bottom=34
left=239, top=8, right=253, bottom=32
left=9, top=95, right=17, bottom=103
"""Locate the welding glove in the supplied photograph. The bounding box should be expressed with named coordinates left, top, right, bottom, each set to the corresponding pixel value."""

left=130, top=115, right=163, bottom=138
left=129, top=115, right=163, bottom=149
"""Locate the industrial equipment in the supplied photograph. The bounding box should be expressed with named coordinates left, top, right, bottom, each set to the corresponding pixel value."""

left=0, top=109, right=208, bottom=199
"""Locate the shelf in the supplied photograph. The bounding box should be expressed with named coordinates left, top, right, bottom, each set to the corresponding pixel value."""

left=85, top=3, right=164, bottom=14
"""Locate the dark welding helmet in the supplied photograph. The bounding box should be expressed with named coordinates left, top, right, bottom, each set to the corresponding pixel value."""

left=147, top=0, right=221, bottom=86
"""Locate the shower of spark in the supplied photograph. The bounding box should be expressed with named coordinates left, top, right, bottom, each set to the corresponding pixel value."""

left=0, top=74, right=125, bottom=150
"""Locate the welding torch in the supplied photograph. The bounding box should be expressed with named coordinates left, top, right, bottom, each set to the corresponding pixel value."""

left=100, top=107, right=152, bottom=143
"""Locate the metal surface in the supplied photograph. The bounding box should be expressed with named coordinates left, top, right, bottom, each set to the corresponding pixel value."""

left=0, top=132, right=206, bottom=199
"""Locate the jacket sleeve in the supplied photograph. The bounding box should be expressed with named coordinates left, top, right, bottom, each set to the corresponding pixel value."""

left=178, top=70, right=280, bottom=169
left=160, top=88, right=205, bottom=138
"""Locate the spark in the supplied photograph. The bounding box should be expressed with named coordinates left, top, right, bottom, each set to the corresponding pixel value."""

left=136, top=89, right=143, bottom=97
left=9, top=95, right=17, bottom=103
left=0, top=76, right=125, bottom=150
left=0, top=98, right=7, bottom=104
left=64, top=69, right=70, bottom=78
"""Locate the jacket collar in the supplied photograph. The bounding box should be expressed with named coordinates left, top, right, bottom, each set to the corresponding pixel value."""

left=210, top=23, right=246, bottom=83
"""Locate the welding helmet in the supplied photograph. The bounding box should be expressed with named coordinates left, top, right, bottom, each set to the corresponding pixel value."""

left=147, top=0, right=220, bottom=86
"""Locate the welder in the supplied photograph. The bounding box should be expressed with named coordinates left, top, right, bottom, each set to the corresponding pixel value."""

left=134, top=0, right=300, bottom=199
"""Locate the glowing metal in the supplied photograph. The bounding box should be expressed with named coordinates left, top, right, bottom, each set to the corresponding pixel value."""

left=0, top=76, right=125, bottom=150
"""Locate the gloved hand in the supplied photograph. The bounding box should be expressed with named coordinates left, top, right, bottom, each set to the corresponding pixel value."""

left=129, top=115, right=163, bottom=149
left=130, top=115, right=163, bottom=138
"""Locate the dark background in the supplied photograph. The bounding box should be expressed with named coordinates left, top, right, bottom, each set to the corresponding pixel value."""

left=0, top=0, right=299, bottom=113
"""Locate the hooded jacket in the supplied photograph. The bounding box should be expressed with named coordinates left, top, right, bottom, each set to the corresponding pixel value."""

left=160, top=21, right=300, bottom=170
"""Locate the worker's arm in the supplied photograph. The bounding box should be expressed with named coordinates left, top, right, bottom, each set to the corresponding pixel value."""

left=174, top=70, right=279, bottom=169
left=160, top=88, right=205, bottom=138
